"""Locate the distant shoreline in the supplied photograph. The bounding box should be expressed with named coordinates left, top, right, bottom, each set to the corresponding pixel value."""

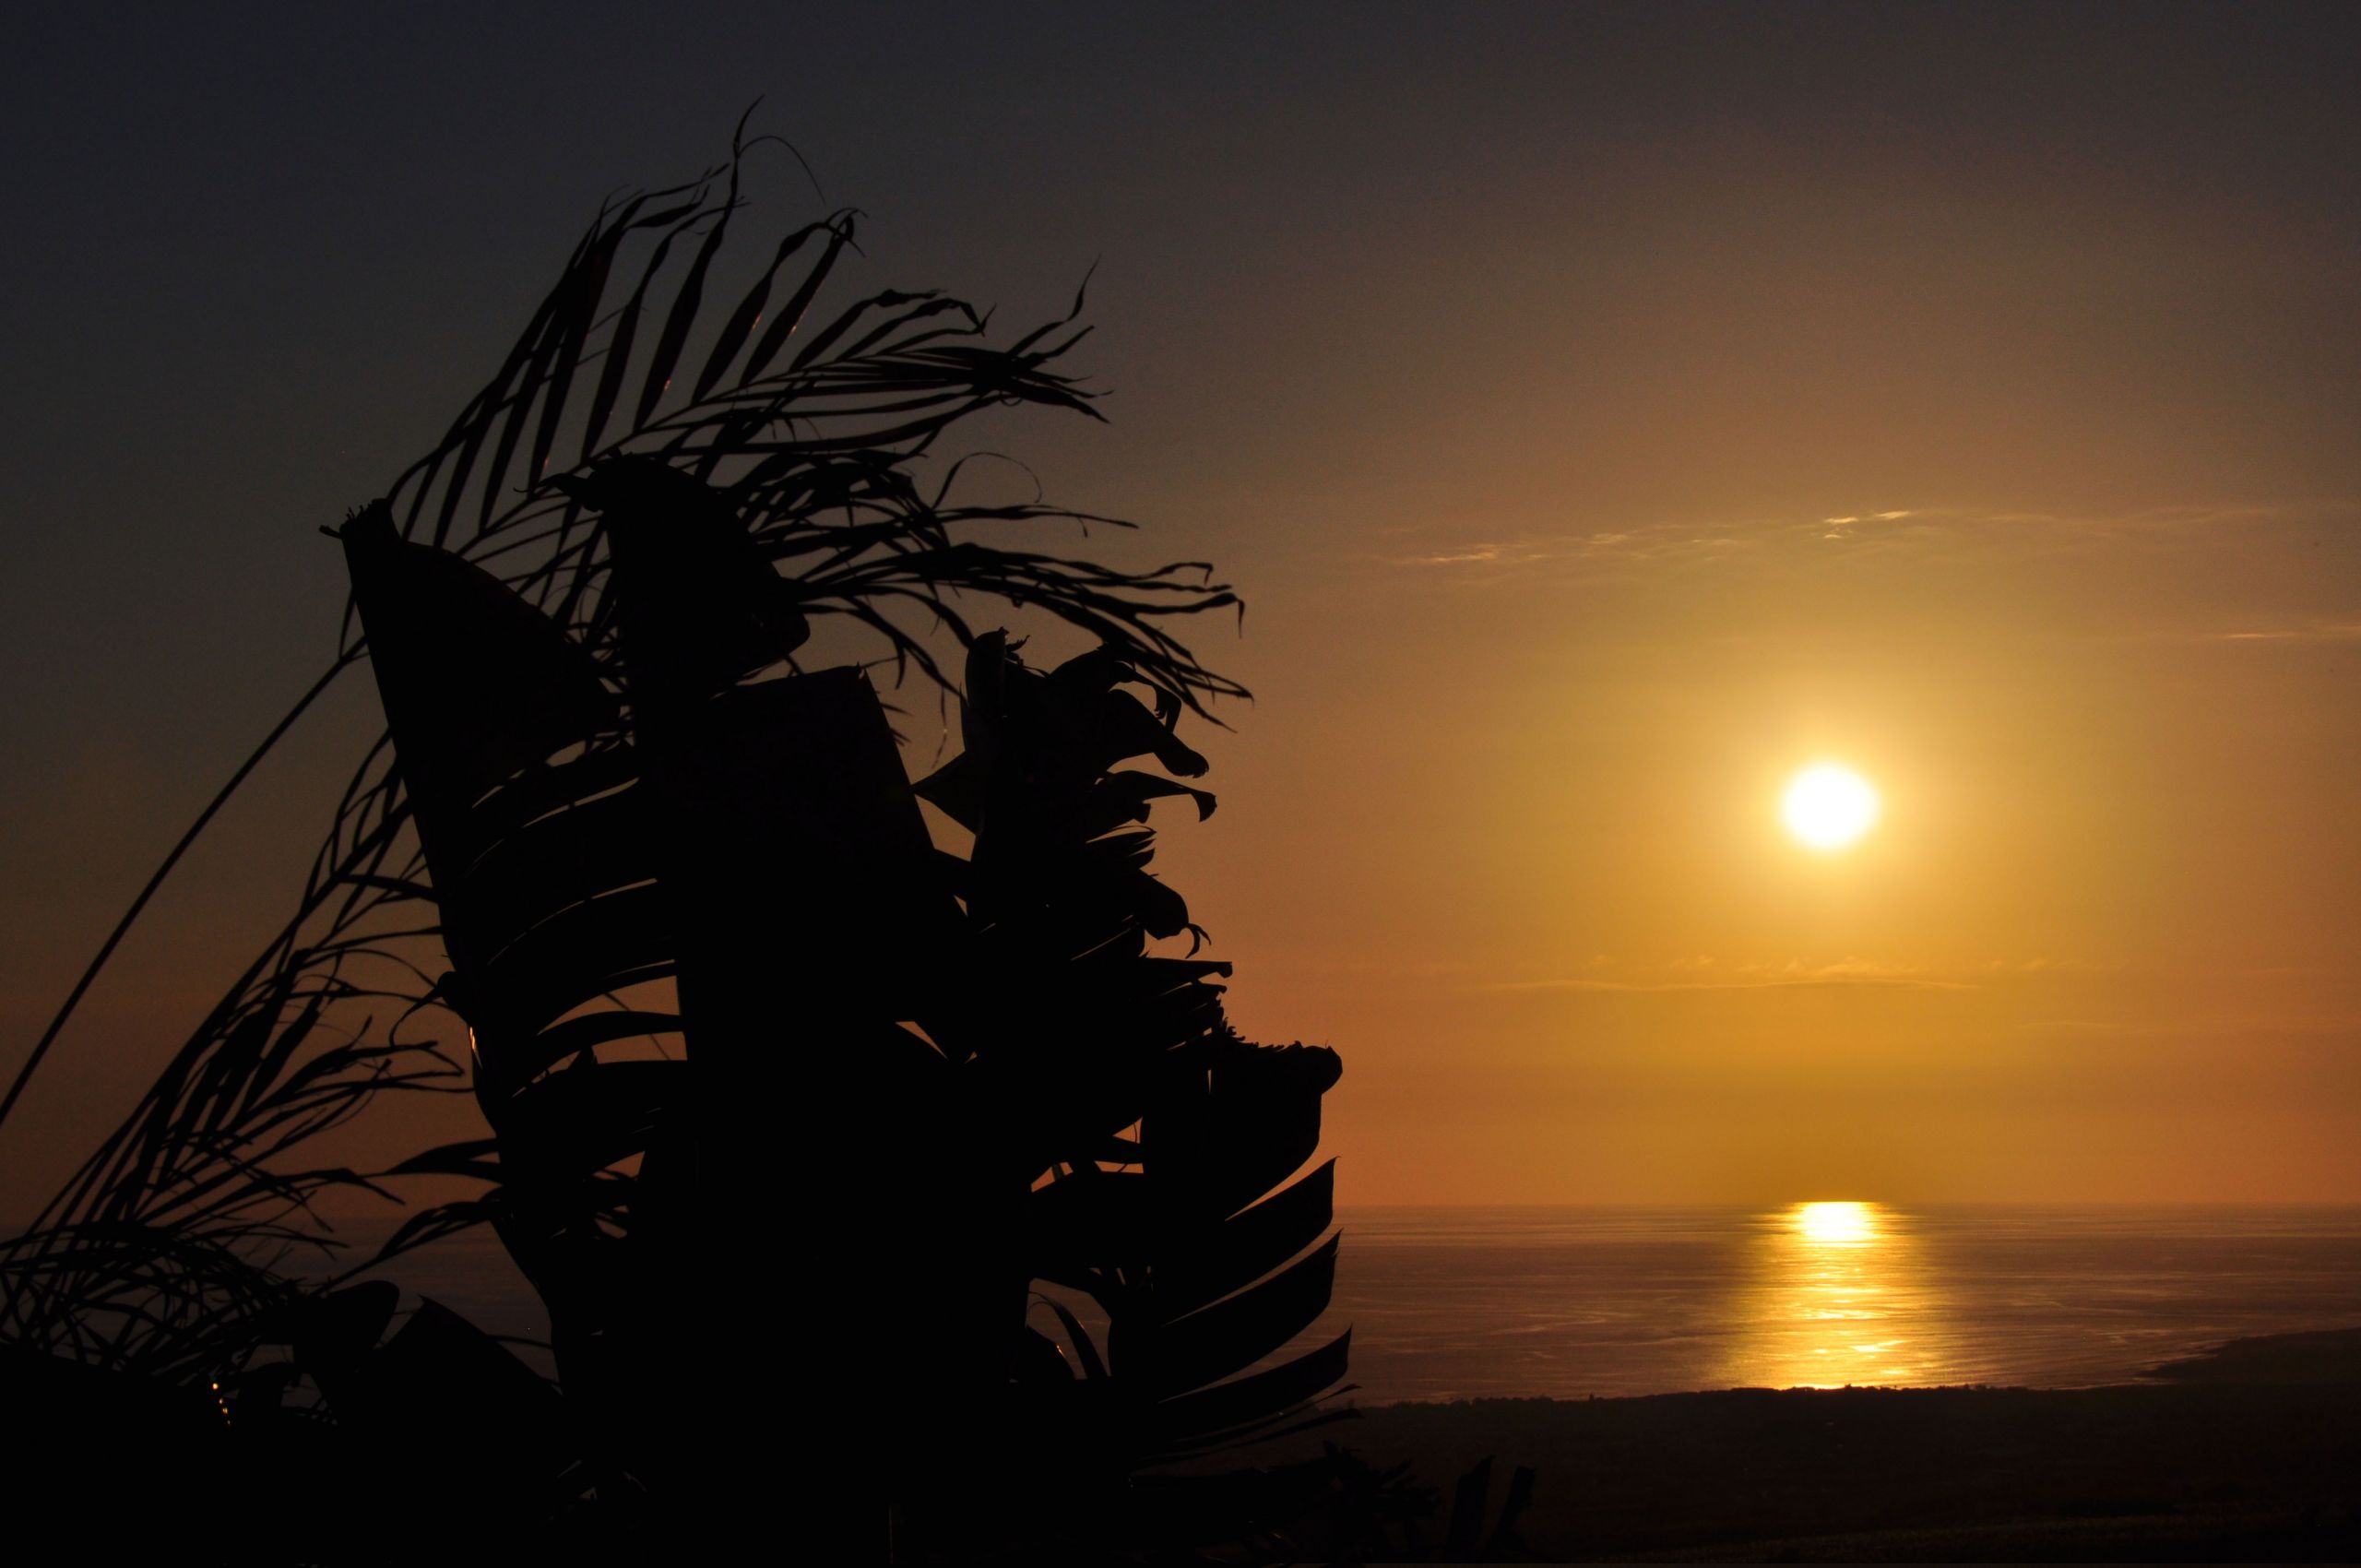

left=2138, top=1323, right=2361, bottom=1384
left=1349, top=1322, right=2361, bottom=1409
left=1229, top=1326, right=2361, bottom=1562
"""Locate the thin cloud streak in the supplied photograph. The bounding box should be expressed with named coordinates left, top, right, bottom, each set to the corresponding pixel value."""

left=2023, top=1016, right=2361, bottom=1039
left=1480, top=956, right=1980, bottom=993
left=1472, top=954, right=2124, bottom=994
left=2208, top=623, right=2361, bottom=644
left=1482, top=975, right=1975, bottom=993
left=1387, top=499, right=2360, bottom=578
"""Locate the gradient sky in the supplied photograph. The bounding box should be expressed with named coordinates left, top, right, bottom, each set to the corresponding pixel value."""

left=4, top=3, right=2357, bottom=1211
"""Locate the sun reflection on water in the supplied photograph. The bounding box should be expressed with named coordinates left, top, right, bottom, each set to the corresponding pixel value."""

left=1725, top=1200, right=1948, bottom=1389
left=1797, top=1199, right=1876, bottom=1246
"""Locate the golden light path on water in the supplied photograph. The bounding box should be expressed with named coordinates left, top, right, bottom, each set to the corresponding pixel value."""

left=1725, top=1201, right=1952, bottom=1389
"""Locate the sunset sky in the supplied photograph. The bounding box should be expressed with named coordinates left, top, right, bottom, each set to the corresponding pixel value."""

left=3, top=3, right=2356, bottom=1210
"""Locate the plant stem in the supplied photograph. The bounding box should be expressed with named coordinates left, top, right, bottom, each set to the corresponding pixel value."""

left=0, top=651, right=361, bottom=1136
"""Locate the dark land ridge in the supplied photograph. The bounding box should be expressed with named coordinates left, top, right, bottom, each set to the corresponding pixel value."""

left=1222, top=1326, right=2361, bottom=1562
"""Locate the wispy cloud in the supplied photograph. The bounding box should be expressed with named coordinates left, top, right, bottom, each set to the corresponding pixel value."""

left=1478, top=956, right=1977, bottom=993
left=2205, top=623, right=2361, bottom=644
left=2023, top=1016, right=2361, bottom=1039
left=1481, top=974, right=1973, bottom=993
left=1975, top=956, right=2119, bottom=976
left=1387, top=505, right=1940, bottom=576
left=1388, top=498, right=2358, bottom=578
left=1393, top=532, right=1652, bottom=569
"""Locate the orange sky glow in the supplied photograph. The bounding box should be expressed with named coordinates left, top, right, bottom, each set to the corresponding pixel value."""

left=3, top=7, right=2355, bottom=1213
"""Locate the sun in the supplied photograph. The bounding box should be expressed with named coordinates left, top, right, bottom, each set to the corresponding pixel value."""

left=1782, top=764, right=1880, bottom=851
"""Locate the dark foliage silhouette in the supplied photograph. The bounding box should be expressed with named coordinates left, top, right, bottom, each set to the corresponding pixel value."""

left=1309, top=1447, right=1540, bottom=1562
left=1, top=140, right=1345, bottom=1562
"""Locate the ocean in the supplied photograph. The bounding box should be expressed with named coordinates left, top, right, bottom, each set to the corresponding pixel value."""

left=386, top=1202, right=2361, bottom=1404
left=1326, top=1203, right=2361, bottom=1402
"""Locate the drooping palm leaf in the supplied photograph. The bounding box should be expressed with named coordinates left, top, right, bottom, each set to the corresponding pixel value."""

left=337, top=461, right=1346, bottom=1553
left=914, top=635, right=1352, bottom=1547
left=1, top=148, right=1245, bottom=1395
left=2, top=139, right=1339, bottom=1562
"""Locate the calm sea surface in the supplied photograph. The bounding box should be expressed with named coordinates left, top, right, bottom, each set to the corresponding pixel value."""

left=1327, top=1204, right=2361, bottom=1402
left=387, top=1203, right=2361, bottom=1404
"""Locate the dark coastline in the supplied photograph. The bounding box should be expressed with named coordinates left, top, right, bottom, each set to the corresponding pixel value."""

left=1240, top=1327, right=2361, bottom=1562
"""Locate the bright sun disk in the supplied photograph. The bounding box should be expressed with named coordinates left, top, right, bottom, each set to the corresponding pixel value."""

left=1782, top=764, right=1880, bottom=850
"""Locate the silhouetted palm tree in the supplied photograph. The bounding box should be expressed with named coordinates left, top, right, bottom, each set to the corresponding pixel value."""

left=1, top=139, right=1346, bottom=1562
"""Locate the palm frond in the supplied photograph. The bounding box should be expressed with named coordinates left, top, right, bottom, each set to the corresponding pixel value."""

left=331, top=450, right=1341, bottom=1553
left=1, top=138, right=1324, bottom=1561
